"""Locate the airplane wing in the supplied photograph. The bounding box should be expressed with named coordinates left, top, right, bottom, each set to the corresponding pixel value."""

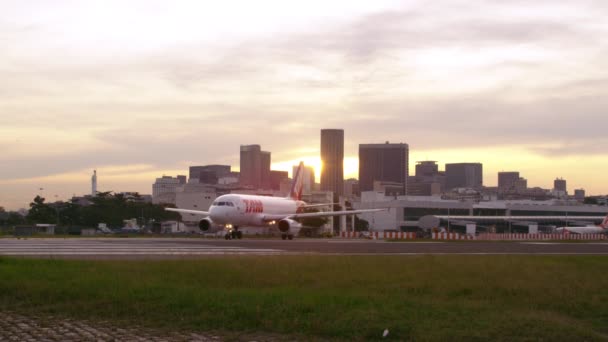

left=165, top=208, right=209, bottom=216
left=300, top=203, right=338, bottom=209
left=263, top=208, right=386, bottom=221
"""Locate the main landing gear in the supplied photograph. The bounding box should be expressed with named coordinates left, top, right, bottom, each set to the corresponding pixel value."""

left=224, top=227, right=243, bottom=240
left=281, top=234, right=294, bottom=240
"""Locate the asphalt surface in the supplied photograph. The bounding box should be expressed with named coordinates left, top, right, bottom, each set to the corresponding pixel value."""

left=2, top=237, right=608, bottom=258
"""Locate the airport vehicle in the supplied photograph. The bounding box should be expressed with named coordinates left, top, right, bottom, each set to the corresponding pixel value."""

left=555, top=215, right=608, bottom=234
left=166, top=162, right=384, bottom=240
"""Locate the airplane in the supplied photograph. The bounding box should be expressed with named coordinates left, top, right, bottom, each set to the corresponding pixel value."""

left=555, top=215, right=608, bottom=234
left=166, top=162, right=385, bottom=240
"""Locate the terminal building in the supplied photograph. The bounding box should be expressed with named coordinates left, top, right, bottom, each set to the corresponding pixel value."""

left=354, top=191, right=608, bottom=234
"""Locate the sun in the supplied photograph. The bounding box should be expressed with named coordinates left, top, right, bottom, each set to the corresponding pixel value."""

left=271, top=156, right=359, bottom=181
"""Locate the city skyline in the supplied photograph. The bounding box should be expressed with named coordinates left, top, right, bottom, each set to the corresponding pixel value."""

left=2, top=1, right=608, bottom=209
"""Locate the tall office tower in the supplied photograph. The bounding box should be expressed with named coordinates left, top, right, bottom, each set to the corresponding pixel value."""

left=293, top=164, right=315, bottom=193
left=445, top=163, right=483, bottom=190
left=554, top=178, right=567, bottom=192
left=359, top=142, right=409, bottom=194
left=260, top=151, right=271, bottom=189
left=240, top=145, right=271, bottom=189
left=320, top=129, right=344, bottom=196
left=91, top=170, right=97, bottom=196
left=498, top=172, right=520, bottom=189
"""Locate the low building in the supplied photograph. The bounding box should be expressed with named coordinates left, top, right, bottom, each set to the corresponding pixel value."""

left=354, top=191, right=608, bottom=234
left=152, top=175, right=186, bottom=202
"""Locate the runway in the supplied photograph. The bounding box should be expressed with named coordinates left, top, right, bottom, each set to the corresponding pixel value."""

left=2, top=237, right=608, bottom=258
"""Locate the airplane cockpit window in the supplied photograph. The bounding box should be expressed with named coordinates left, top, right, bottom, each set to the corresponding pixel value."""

left=212, top=201, right=234, bottom=207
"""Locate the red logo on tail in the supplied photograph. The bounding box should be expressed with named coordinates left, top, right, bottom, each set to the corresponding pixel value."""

left=289, top=161, right=304, bottom=201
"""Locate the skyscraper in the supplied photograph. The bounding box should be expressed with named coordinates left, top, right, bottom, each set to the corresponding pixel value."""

left=498, top=172, right=520, bottom=189
left=240, top=145, right=271, bottom=189
left=293, top=164, right=315, bottom=193
left=359, top=142, right=409, bottom=194
left=320, top=129, right=344, bottom=196
left=445, top=163, right=483, bottom=190
left=554, top=178, right=567, bottom=192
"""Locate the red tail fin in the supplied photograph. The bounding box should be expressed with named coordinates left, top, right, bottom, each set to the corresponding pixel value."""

left=288, top=161, right=304, bottom=201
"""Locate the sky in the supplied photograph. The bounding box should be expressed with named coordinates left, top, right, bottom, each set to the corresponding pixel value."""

left=1, top=0, right=608, bottom=210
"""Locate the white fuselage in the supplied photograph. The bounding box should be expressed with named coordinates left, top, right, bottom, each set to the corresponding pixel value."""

left=208, top=194, right=304, bottom=227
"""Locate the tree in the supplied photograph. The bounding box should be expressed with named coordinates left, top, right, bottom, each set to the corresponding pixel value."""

left=298, top=207, right=329, bottom=228
left=0, top=207, right=7, bottom=226
left=584, top=197, right=598, bottom=205
left=26, top=195, right=56, bottom=223
left=354, top=216, right=369, bottom=232
left=6, top=212, right=26, bottom=226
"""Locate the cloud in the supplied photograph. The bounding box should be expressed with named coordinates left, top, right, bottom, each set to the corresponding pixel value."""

left=1, top=0, right=608, bottom=207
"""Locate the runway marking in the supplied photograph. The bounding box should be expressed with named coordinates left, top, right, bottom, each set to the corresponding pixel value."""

left=317, top=252, right=608, bottom=255
left=0, top=241, right=283, bottom=256
left=328, top=240, right=445, bottom=244
left=520, top=242, right=608, bottom=245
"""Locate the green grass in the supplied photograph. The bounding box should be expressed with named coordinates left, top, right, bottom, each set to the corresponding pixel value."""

left=1, top=256, right=608, bottom=341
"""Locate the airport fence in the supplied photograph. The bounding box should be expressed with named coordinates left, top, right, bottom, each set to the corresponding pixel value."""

left=340, top=231, right=606, bottom=241
left=476, top=233, right=606, bottom=241
left=431, top=232, right=476, bottom=240
left=339, top=231, right=417, bottom=240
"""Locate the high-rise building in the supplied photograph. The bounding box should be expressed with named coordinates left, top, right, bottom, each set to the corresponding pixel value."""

left=240, top=145, right=271, bottom=189
left=320, top=129, right=344, bottom=196
left=260, top=151, right=271, bottom=189
left=152, top=175, right=186, bottom=198
left=514, top=177, right=528, bottom=191
left=415, top=161, right=439, bottom=177
left=269, top=170, right=288, bottom=191
left=574, top=189, right=586, bottom=201
left=293, top=164, right=315, bottom=193
left=359, top=142, right=409, bottom=194
left=498, top=172, right=520, bottom=189
left=445, top=163, right=483, bottom=190
left=554, top=178, right=567, bottom=192
left=407, top=161, right=445, bottom=196
left=343, top=178, right=360, bottom=197
left=189, top=165, right=231, bottom=183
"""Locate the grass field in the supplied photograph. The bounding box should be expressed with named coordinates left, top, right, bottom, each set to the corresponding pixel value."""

left=1, top=256, right=608, bottom=341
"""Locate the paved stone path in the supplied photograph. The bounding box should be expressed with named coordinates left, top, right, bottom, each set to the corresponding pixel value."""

left=0, top=312, right=222, bottom=341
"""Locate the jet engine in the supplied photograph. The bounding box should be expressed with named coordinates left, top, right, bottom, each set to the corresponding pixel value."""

left=277, top=219, right=302, bottom=237
left=198, top=218, right=214, bottom=231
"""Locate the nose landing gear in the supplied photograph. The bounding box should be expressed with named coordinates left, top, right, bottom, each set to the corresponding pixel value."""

left=224, top=227, right=243, bottom=240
